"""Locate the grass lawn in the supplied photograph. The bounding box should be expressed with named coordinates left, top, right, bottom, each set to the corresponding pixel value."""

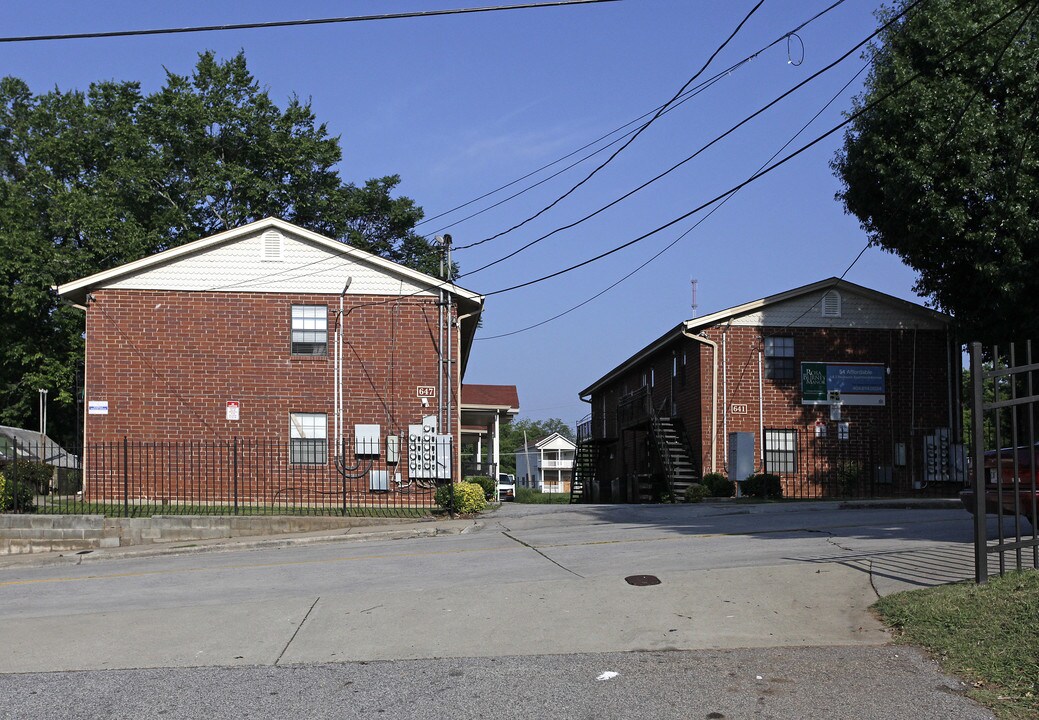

left=514, top=487, right=570, bottom=504
left=873, top=570, right=1039, bottom=719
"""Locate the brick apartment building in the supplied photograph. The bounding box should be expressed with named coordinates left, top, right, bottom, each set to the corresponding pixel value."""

left=575, top=278, right=962, bottom=503
left=56, top=217, right=484, bottom=507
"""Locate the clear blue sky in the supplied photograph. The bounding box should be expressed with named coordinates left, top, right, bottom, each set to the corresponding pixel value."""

left=1, top=0, right=923, bottom=429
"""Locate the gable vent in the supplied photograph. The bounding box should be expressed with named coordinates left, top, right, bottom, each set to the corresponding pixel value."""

left=261, top=230, right=284, bottom=261
left=821, top=290, right=842, bottom=318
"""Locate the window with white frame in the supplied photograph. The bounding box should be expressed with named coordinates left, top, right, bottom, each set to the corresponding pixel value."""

left=764, top=429, right=797, bottom=474
left=290, top=413, right=327, bottom=464
left=764, top=336, right=795, bottom=380
left=291, top=305, right=328, bottom=356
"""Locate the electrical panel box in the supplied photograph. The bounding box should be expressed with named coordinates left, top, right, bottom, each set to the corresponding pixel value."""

left=728, top=432, right=755, bottom=497
left=435, top=434, right=452, bottom=480
left=408, top=416, right=439, bottom=480
left=355, top=424, right=380, bottom=457
left=370, top=470, right=389, bottom=492
left=386, top=435, right=400, bottom=465
left=924, top=428, right=955, bottom=483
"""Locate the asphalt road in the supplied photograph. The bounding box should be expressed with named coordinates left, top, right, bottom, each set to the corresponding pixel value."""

left=0, top=502, right=1000, bottom=719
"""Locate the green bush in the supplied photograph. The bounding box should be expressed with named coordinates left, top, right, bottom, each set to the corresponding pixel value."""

left=701, top=472, right=734, bottom=498
left=465, top=475, right=495, bottom=500
left=741, top=473, right=783, bottom=499
left=0, top=470, right=37, bottom=513
left=434, top=481, right=487, bottom=514
left=684, top=483, right=711, bottom=503
left=3, top=460, right=52, bottom=495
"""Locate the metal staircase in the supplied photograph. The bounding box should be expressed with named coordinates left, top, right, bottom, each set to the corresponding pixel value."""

left=647, top=413, right=698, bottom=502
left=569, top=441, right=600, bottom=504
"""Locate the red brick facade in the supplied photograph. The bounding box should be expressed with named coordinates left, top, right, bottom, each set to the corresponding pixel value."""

left=82, top=288, right=461, bottom=504
left=586, top=321, right=957, bottom=501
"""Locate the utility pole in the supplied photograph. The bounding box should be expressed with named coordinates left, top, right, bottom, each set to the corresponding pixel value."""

left=38, top=388, right=48, bottom=450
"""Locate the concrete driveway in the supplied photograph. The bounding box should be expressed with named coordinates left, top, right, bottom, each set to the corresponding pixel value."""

left=0, top=501, right=999, bottom=719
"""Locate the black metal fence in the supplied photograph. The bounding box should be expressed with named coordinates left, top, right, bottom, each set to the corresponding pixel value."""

left=0, top=438, right=450, bottom=518
left=969, top=341, right=1039, bottom=582
left=763, top=426, right=967, bottom=500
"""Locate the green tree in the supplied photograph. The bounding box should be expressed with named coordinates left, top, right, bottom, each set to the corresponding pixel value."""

left=833, top=0, right=1039, bottom=342
left=0, top=52, right=441, bottom=444
left=498, top=417, right=576, bottom=476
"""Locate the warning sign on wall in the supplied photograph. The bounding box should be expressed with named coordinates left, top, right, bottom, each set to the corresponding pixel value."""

left=226, top=401, right=240, bottom=421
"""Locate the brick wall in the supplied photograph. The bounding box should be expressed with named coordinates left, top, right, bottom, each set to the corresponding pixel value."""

left=589, top=323, right=954, bottom=499
left=82, top=289, right=455, bottom=502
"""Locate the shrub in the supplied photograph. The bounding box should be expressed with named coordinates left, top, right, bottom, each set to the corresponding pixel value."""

left=0, top=470, right=37, bottom=513
left=2, top=460, right=52, bottom=495
left=465, top=475, right=495, bottom=500
left=701, top=472, right=734, bottom=498
left=684, top=483, right=711, bottom=503
left=741, top=473, right=783, bottom=499
left=836, top=461, right=864, bottom=495
left=434, top=481, right=487, bottom=514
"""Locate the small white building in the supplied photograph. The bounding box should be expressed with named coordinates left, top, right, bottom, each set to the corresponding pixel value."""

left=516, top=433, right=576, bottom=494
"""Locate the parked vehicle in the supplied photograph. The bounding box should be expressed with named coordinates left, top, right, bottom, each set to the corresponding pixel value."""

left=960, top=443, right=1039, bottom=524
left=497, top=473, right=516, bottom=501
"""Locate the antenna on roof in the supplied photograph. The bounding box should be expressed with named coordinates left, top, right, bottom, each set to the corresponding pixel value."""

left=690, top=278, right=698, bottom=319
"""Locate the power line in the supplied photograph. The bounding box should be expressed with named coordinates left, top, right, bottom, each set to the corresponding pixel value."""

left=420, top=67, right=738, bottom=238
left=452, top=0, right=769, bottom=251
left=0, top=0, right=621, bottom=44
left=451, top=0, right=852, bottom=251
left=479, top=0, right=1029, bottom=298
left=457, top=0, right=922, bottom=280
left=476, top=60, right=872, bottom=341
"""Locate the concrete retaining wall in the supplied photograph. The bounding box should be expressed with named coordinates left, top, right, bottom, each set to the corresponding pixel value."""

left=0, top=515, right=414, bottom=555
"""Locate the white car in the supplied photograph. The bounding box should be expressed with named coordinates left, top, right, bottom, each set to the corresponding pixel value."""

left=497, top=473, right=516, bottom=501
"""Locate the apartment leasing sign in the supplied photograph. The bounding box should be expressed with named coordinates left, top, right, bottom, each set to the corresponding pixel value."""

left=801, top=362, right=886, bottom=406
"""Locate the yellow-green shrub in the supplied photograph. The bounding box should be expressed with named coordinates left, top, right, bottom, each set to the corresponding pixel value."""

left=435, top=481, right=488, bottom=514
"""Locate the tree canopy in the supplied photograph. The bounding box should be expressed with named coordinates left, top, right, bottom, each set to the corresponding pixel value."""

left=0, top=51, right=441, bottom=443
left=496, top=418, right=575, bottom=476
left=833, top=0, right=1039, bottom=342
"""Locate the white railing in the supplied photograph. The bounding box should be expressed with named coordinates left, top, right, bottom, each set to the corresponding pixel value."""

left=540, top=459, right=574, bottom=469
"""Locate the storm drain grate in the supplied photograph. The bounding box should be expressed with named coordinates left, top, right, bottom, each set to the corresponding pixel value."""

left=624, top=574, right=661, bottom=586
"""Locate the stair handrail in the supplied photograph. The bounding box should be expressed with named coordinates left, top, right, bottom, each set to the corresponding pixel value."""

left=647, top=403, right=678, bottom=503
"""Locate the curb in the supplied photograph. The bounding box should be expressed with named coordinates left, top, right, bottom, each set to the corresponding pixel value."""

left=0, top=520, right=485, bottom=569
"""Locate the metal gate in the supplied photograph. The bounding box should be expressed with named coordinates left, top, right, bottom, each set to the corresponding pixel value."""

left=969, top=341, right=1039, bottom=582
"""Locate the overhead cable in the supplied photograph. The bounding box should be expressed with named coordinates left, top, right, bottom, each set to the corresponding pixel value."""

left=452, top=0, right=769, bottom=250
left=456, top=0, right=925, bottom=280
left=452, top=0, right=852, bottom=251
left=476, top=61, right=871, bottom=340
left=480, top=0, right=1029, bottom=298
left=0, top=0, right=621, bottom=44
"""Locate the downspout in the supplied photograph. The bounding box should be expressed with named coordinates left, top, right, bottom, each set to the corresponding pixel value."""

left=681, top=325, right=718, bottom=474
left=456, top=304, right=483, bottom=483
left=722, top=319, right=732, bottom=464
left=758, top=351, right=765, bottom=470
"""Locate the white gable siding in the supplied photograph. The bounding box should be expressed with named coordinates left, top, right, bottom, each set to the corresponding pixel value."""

left=729, top=289, right=945, bottom=330
left=104, top=229, right=433, bottom=297
left=537, top=435, right=577, bottom=451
